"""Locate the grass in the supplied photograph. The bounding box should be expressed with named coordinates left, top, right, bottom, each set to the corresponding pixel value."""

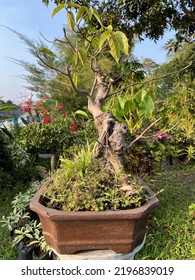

left=0, top=162, right=194, bottom=260
left=135, top=163, right=195, bottom=260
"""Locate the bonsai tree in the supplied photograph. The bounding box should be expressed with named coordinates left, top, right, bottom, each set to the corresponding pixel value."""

left=36, top=1, right=193, bottom=185
left=26, top=1, right=194, bottom=256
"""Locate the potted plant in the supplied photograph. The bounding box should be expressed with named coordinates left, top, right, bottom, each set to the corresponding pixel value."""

left=29, top=2, right=162, bottom=256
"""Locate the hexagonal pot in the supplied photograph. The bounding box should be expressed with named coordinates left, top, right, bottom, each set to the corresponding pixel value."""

left=30, top=181, right=159, bottom=254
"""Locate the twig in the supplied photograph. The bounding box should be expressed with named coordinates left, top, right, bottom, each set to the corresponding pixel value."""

left=36, top=51, right=69, bottom=77
left=66, top=66, right=89, bottom=96
left=90, top=77, right=97, bottom=96
left=143, top=121, right=180, bottom=139
left=126, top=117, right=162, bottom=149
left=108, top=62, right=193, bottom=97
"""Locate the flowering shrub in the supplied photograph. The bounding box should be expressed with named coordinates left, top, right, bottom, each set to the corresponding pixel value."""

left=19, top=95, right=79, bottom=154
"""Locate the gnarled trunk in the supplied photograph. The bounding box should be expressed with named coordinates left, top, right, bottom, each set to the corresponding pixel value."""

left=88, top=73, right=128, bottom=175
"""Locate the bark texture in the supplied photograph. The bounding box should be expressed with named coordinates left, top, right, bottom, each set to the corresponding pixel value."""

left=88, top=73, right=128, bottom=175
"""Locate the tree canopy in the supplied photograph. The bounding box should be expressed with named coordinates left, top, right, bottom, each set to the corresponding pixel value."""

left=42, top=0, right=195, bottom=42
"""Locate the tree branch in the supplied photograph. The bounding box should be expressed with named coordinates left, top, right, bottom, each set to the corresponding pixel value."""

left=126, top=117, right=162, bottom=149
left=66, top=66, right=90, bottom=96
left=108, top=62, right=193, bottom=97
left=90, top=76, right=97, bottom=96
left=36, top=51, right=69, bottom=77
left=180, top=0, right=195, bottom=21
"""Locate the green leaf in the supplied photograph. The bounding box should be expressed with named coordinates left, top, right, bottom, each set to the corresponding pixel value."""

left=78, top=48, right=87, bottom=65
left=67, top=11, right=75, bottom=31
left=124, top=99, right=136, bottom=115
left=38, top=47, right=57, bottom=57
left=109, top=34, right=120, bottom=63
left=144, top=95, right=154, bottom=118
left=91, top=36, right=99, bottom=50
left=52, top=3, right=64, bottom=17
left=115, top=31, right=129, bottom=56
left=21, top=117, right=30, bottom=125
left=106, top=25, right=113, bottom=32
left=76, top=6, right=87, bottom=22
left=66, top=1, right=80, bottom=8
left=134, top=89, right=147, bottom=104
left=88, top=6, right=94, bottom=20
left=99, top=31, right=110, bottom=49
left=0, top=125, right=13, bottom=139
left=75, top=110, right=89, bottom=119
left=72, top=73, right=78, bottom=87
left=92, top=9, right=103, bottom=26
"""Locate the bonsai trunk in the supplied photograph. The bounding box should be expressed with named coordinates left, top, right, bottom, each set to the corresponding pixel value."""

left=88, top=73, right=128, bottom=176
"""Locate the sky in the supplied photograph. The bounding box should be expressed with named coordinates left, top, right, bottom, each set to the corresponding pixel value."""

left=0, top=0, right=175, bottom=104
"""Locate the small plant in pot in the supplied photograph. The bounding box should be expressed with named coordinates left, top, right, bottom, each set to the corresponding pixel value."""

left=29, top=1, right=184, bottom=256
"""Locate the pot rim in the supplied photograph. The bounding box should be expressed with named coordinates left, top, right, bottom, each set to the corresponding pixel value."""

left=30, top=179, right=159, bottom=221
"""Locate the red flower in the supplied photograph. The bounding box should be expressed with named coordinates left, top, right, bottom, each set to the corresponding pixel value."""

left=64, top=111, right=69, bottom=115
left=29, top=87, right=36, bottom=91
left=70, top=125, right=77, bottom=132
left=41, top=110, right=49, bottom=115
left=21, top=106, right=31, bottom=112
left=35, top=101, right=42, bottom=107
left=70, top=121, right=77, bottom=132
left=42, top=95, right=48, bottom=100
left=57, top=105, right=64, bottom=110
left=42, top=117, right=52, bottom=123
left=25, top=99, right=32, bottom=105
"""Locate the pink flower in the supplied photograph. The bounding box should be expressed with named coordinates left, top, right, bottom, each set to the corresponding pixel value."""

left=57, top=105, right=64, bottom=110
left=153, top=131, right=169, bottom=141
left=42, top=117, right=52, bottom=123
left=64, top=111, right=69, bottom=115
left=42, top=95, right=48, bottom=100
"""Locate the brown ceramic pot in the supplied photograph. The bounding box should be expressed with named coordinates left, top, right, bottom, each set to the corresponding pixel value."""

left=30, top=181, right=159, bottom=254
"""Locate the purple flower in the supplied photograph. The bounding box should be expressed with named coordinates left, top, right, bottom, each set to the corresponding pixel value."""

left=153, top=131, right=169, bottom=141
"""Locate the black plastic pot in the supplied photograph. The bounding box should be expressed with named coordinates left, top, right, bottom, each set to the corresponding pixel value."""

left=17, top=239, right=35, bottom=260
left=32, top=246, right=53, bottom=260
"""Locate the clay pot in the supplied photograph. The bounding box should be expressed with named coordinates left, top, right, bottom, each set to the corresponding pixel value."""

left=30, top=181, right=159, bottom=254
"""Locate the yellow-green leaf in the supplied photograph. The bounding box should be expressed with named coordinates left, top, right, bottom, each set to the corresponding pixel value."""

left=38, top=47, right=57, bottom=57
left=99, top=31, right=110, bottom=49
left=115, top=31, right=129, bottom=56
left=109, top=34, right=120, bottom=63
left=106, top=25, right=113, bottom=32
left=52, top=3, right=64, bottom=17
left=78, top=49, right=87, bottom=65
left=88, top=7, right=94, bottom=20
left=72, top=73, right=78, bottom=87
left=75, top=110, right=89, bottom=119
left=92, top=9, right=103, bottom=26
left=66, top=1, right=80, bottom=8
left=76, top=6, right=87, bottom=22
left=67, top=11, right=75, bottom=31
